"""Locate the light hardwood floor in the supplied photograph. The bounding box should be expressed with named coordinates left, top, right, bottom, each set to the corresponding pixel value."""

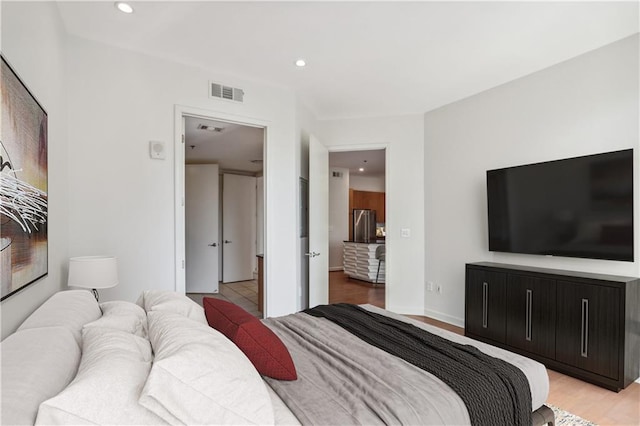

left=329, top=271, right=640, bottom=426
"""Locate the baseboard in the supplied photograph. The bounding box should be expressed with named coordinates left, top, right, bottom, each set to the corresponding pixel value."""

left=386, top=305, right=425, bottom=317
left=328, top=266, right=344, bottom=272
left=423, top=308, right=465, bottom=329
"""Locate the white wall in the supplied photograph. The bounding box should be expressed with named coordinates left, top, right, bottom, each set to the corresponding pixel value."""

left=0, top=2, right=69, bottom=339
left=328, top=167, right=349, bottom=270
left=65, top=37, right=298, bottom=318
left=319, top=115, right=425, bottom=314
left=424, top=34, right=640, bottom=327
left=350, top=174, right=385, bottom=192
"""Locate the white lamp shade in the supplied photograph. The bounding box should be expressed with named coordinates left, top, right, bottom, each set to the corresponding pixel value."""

left=68, top=256, right=119, bottom=290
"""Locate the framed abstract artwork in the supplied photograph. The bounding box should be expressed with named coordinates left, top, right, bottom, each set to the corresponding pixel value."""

left=1, top=55, right=48, bottom=300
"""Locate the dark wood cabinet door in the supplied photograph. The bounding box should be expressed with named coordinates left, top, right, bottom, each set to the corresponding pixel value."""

left=349, top=190, right=386, bottom=240
left=465, top=268, right=506, bottom=343
left=556, top=280, right=620, bottom=380
left=506, top=275, right=556, bottom=359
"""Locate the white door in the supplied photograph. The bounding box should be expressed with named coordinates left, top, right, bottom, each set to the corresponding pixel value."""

left=223, top=173, right=257, bottom=283
left=308, top=136, right=329, bottom=307
left=185, top=164, right=219, bottom=293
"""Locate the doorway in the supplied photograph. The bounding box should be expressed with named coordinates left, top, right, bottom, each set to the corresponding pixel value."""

left=327, top=148, right=386, bottom=308
left=180, top=113, right=265, bottom=318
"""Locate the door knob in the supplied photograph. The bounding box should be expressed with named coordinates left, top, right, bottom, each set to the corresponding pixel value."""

left=224, top=240, right=232, bottom=244
left=208, top=243, right=217, bottom=247
left=304, top=252, right=320, bottom=258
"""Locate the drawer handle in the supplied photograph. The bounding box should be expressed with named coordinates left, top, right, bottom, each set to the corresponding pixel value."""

left=581, top=298, right=589, bottom=358
left=525, top=289, right=532, bottom=341
left=482, top=282, right=488, bottom=328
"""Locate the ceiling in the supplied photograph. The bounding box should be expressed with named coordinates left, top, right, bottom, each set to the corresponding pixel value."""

left=329, top=150, right=385, bottom=177
left=185, top=116, right=384, bottom=176
left=184, top=116, right=264, bottom=173
left=56, top=1, right=638, bottom=120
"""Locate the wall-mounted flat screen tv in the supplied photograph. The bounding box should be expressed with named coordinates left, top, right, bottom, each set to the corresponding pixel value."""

left=487, top=149, right=634, bottom=262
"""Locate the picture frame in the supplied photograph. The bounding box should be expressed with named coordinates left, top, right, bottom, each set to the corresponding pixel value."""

left=1, top=54, right=48, bottom=300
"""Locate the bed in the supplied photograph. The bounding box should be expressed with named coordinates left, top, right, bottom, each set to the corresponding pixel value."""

left=0, top=290, right=555, bottom=425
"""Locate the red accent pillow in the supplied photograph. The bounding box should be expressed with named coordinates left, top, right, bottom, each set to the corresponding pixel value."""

left=203, top=298, right=297, bottom=381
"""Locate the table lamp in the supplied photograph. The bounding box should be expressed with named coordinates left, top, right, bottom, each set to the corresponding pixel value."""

left=68, top=256, right=119, bottom=301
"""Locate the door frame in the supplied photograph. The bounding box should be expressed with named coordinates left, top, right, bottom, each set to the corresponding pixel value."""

left=174, top=105, right=268, bottom=310
left=324, top=143, right=389, bottom=307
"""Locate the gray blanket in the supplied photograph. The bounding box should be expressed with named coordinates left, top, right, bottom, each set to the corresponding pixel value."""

left=305, top=303, right=531, bottom=426
left=263, top=312, right=473, bottom=425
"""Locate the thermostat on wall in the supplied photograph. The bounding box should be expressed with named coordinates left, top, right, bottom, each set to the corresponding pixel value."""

left=149, top=141, right=166, bottom=160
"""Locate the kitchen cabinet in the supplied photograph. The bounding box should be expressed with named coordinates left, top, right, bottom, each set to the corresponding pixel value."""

left=351, top=190, right=385, bottom=222
left=349, top=190, right=385, bottom=240
left=465, top=262, right=639, bottom=391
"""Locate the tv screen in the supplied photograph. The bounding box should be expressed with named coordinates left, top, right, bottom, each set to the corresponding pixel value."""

left=487, top=149, right=634, bottom=262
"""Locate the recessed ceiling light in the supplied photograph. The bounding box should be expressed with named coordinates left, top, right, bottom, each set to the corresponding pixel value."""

left=295, top=59, right=306, bottom=67
left=115, top=2, right=134, bottom=14
left=358, top=167, right=364, bottom=172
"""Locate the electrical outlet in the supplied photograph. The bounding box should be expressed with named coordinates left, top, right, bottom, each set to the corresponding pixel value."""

left=427, top=282, right=434, bottom=292
left=436, top=284, right=442, bottom=294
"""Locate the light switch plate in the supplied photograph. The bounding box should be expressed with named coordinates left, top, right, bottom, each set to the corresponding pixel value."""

left=401, top=228, right=410, bottom=238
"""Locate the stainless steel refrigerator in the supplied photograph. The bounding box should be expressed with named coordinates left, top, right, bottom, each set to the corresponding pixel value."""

left=353, top=209, right=377, bottom=243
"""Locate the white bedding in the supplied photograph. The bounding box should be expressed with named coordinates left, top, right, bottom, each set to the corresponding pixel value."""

left=1, top=291, right=549, bottom=425
left=265, top=383, right=301, bottom=425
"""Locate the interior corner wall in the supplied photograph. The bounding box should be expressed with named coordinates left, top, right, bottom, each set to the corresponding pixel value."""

left=328, top=167, right=349, bottom=270
left=0, top=2, right=69, bottom=339
left=65, top=37, right=298, bottom=318
left=318, top=115, right=425, bottom=315
left=424, top=34, right=640, bottom=327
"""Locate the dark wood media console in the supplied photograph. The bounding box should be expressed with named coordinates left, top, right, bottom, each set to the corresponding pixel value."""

left=465, top=262, right=640, bottom=391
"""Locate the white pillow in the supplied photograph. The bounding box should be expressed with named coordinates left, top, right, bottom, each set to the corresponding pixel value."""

left=136, top=290, right=206, bottom=324
left=36, top=327, right=166, bottom=425
left=100, top=300, right=147, bottom=320
left=1, top=327, right=80, bottom=426
left=84, top=300, right=148, bottom=337
left=18, top=290, right=101, bottom=345
left=139, top=311, right=274, bottom=425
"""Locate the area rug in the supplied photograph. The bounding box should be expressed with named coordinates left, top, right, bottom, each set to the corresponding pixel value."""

left=549, top=404, right=597, bottom=426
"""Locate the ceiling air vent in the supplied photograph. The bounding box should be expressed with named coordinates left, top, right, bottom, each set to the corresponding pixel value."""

left=197, top=124, right=224, bottom=133
left=210, top=81, right=244, bottom=102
